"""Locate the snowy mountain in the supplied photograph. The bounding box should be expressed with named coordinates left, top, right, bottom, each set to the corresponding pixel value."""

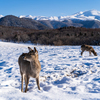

left=1, top=10, right=100, bottom=21
left=70, top=10, right=100, bottom=20
left=19, top=10, right=100, bottom=21
left=19, top=15, right=59, bottom=21
left=1, top=10, right=100, bottom=29
left=19, top=10, right=100, bottom=29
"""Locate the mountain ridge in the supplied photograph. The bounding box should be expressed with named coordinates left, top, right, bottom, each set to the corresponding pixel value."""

left=18, top=10, right=100, bottom=21
left=1, top=10, right=100, bottom=29
left=1, top=9, right=100, bottom=21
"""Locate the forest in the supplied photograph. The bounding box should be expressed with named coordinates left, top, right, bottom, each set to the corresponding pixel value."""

left=0, top=25, right=100, bottom=45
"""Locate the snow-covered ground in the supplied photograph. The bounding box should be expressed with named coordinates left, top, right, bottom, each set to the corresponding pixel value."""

left=0, top=41, right=100, bottom=100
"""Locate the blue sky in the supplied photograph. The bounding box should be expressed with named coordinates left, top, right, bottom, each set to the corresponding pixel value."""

left=0, top=0, right=100, bottom=17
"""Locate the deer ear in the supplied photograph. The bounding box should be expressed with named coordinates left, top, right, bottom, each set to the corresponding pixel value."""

left=28, top=47, right=33, bottom=52
left=34, top=47, right=38, bottom=53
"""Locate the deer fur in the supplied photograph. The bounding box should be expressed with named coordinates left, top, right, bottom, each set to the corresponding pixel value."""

left=18, top=47, right=41, bottom=92
left=81, top=44, right=97, bottom=56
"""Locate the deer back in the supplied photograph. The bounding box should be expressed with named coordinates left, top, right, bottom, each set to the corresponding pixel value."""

left=81, top=44, right=93, bottom=51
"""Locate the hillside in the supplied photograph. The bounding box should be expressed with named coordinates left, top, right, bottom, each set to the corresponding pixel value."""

left=0, top=15, right=49, bottom=30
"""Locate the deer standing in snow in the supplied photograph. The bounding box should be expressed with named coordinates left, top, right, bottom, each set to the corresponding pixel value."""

left=81, top=44, right=97, bottom=56
left=18, top=47, right=41, bottom=92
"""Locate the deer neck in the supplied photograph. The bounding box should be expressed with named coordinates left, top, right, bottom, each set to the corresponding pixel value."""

left=30, top=60, right=35, bottom=67
left=30, top=59, right=39, bottom=69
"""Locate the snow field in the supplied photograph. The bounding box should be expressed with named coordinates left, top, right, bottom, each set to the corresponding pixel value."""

left=0, top=42, right=100, bottom=100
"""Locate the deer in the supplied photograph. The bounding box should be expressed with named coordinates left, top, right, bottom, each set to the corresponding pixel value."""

left=18, top=47, right=41, bottom=92
left=81, top=44, right=97, bottom=56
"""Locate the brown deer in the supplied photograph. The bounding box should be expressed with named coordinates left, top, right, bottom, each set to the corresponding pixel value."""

left=18, top=47, right=41, bottom=92
left=81, top=44, right=97, bottom=56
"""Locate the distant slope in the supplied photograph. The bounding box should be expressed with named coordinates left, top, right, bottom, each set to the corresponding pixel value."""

left=38, top=19, right=100, bottom=29
left=38, top=19, right=82, bottom=29
left=72, top=19, right=100, bottom=28
left=0, top=15, right=49, bottom=30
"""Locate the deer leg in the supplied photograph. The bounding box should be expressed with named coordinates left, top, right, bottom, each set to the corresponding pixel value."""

left=21, top=74, right=24, bottom=92
left=25, top=76, right=29, bottom=92
left=89, top=51, right=91, bottom=56
left=81, top=50, right=84, bottom=56
left=36, top=77, right=40, bottom=90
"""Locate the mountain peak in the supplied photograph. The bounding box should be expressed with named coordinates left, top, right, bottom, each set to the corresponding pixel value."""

left=18, top=10, right=100, bottom=21
left=0, top=15, right=3, bottom=18
left=82, top=9, right=100, bottom=16
left=1, top=10, right=100, bottom=22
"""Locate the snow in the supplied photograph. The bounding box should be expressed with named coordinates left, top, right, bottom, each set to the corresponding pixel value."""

left=1, top=10, right=100, bottom=21
left=0, top=41, right=100, bottom=100
left=18, top=9, right=100, bottom=21
left=19, top=15, right=26, bottom=18
left=0, top=15, right=3, bottom=18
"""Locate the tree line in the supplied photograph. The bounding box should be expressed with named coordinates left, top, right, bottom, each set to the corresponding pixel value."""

left=0, top=25, right=100, bottom=45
